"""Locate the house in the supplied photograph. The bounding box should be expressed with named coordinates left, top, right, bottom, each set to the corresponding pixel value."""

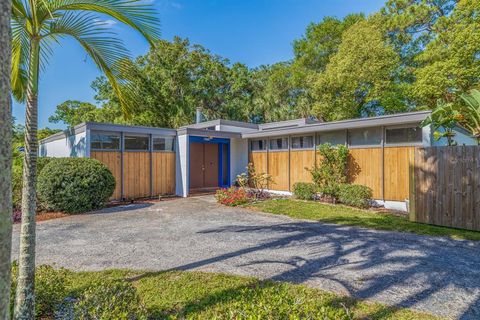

left=39, top=110, right=476, bottom=211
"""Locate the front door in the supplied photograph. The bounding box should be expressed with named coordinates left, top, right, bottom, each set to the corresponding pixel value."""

left=189, top=142, right=219, bottom=190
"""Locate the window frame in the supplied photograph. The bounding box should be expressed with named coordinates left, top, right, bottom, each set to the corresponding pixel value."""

left=152, top=135, right=175, bottom=152
left=316, top=130, right=347, bottom=148
left=90, top=130, right=121, bottom=151
left=347, top=127, right=383, bottom=148
left=290, top=134, right=315, bottom=150
left=268, top=136, right=289, bottom=152
left=384, top=124, right=424, bottom=147
left=123, top=134, right=150, bottom=152
left=250, top=139, right=268, bottom=152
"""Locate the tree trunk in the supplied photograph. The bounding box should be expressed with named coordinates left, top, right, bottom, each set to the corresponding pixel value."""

left=0, top=0, right=13, bottom=318
left=14, top=39, right=40, bottom=320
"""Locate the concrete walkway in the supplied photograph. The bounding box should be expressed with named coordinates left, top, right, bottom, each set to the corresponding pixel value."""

left=11, top=196, right=480, bottom=319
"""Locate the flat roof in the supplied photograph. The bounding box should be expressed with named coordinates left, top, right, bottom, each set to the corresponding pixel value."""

left=241, top=110, right=431, bottom=139
left=181, top=119, right=259, bottom=130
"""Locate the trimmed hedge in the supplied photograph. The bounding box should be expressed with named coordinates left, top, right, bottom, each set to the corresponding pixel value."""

left=292, top=182, right=317, bottom=200
left=337, top=184, right=373, bottom=208
left=37, top=158, right=115, bottom=213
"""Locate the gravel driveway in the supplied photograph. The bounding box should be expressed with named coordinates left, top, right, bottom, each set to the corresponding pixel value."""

left=11, top=196, right=480, bottom=319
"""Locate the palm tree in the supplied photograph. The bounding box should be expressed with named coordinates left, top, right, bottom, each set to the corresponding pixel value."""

left=460, top=89, right=480, bottom=145
left=11, top=1, right=160, bottom=317
left=0, top=1, right=13, bottom=318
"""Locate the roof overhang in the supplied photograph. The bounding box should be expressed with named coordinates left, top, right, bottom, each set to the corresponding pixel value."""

left=242, top=111, right=432, bottom=139
left=177, top=127, right=242, bottom=139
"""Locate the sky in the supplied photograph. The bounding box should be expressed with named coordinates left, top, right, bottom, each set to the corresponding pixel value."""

left=13, top=0, right=386, bottom=129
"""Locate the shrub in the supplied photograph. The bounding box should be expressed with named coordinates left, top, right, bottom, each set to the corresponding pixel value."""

left=337, top=184, right=373, bottom=208
left=37, top=158, right=115, bottom=214
left=309, top=143, right=349, bottom=198
left=215, top=187, right=250, bottom=206
left=74, top=279, right=147, bottom=320
left=10, top=263, right=69, bottom=318
left=292, top=183, right=317, bottom=200
left=12, top=156, right=53, bottom=210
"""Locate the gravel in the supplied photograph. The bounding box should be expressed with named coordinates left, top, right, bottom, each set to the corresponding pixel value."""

left=11, top=196, right=480, bottom=319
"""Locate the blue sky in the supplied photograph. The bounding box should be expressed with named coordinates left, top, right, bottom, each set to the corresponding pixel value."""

left=13, top=0, right=386, bottom=129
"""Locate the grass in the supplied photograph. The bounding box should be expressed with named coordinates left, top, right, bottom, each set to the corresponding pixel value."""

left=250, top=199, right=480, bottom=241
left=64, top=269, right=439, bottom=320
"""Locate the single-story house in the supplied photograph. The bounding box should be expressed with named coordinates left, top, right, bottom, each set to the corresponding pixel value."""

left=39, top=110, right=476, bottom=211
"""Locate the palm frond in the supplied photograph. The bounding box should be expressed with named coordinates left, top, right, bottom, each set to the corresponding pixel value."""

left=42, top=12, right=137, bottom=115
left=11, top=1, right=30, bottom=102
left=41, top=0, right=161, bottom=44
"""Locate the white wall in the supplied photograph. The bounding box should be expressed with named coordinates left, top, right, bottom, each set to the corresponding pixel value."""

left=39, top=131, right=87, bottom=158
left=229, top=138, right=249, bottom=185
left=430, top=126, right=477, bottom=146
left=175, top=134, right=189, bottom=197
left=219, top=125, right=257, bottom=133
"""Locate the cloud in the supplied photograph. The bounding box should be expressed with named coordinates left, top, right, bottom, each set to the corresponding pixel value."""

left=93, top=19, right=118, bottom=28
left=157, top=0, right=184, bottom=11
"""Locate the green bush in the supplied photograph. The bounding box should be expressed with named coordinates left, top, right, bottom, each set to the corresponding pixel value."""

left=37, top=158, right=115, bottom=213
left=12, top=157, right=53, bottom=209
left=337, top=184, right=373, bottom=208
left=292, top=182, right=317, bottom=200
left=10, top=262, right=69, bottom=318
left=74, top=279, right=147, bottom=320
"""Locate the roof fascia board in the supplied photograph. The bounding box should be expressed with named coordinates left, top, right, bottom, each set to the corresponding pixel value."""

left=86, top=122, right=177, bottom=136
left=39, top=123, right=87, bottom=144
left=185, top=128, right=242, bottom=139
left=243, top=111, right=432, bottom=139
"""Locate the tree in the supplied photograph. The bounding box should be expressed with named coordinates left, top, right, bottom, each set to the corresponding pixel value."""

left=49, top=100, right=98, bottom=127
left=311, top=17, right=407, bottom=120
left=459, top=89, right=480, bottom=144
left=413, top=0, right=480, bottom=106
left=0, top=0, right=13, bottom=318
left=10, top=1, right=160, bottom=318
left=421, top=101, right=461, bottom=146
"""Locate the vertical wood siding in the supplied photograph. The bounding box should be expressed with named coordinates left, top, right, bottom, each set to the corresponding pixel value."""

left=348, top=148, right=383, bottom=199
left=152, top=152, right=176, bottom=195
left=384, top=147, right=415, bottom=201
left=268, top=151, right=290, bottom=191
left=412, top=146, right=480, bottom=231
left=249, top=152, right=268, bottom=175
left=91, top=151, right=122, bottom=200
left=123, top=152, right=151, bottom=199
left=289, top=150, right=315, bottom=186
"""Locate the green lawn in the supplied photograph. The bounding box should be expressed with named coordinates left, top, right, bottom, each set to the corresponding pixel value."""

left=250, top=199, right=480, bottom=241
left=66, top=269, right=439, bottom=320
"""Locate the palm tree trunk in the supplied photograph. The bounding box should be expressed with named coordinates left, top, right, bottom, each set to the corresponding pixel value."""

left=14, top=39, right=40, bottom=320
left=0, top=0, right=13, bottom=318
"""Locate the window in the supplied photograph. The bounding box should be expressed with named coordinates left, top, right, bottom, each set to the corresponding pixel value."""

left=269, top=137, right=288, bottom=150
left=348, top=127, right=382, bottom=146
left=90, top=131, right=120, bottom=150
left=153, top=136, right=175, bottom=151
left=291, top=136, right=314, bottom=149
left=124, top=135, right=149, bottom=151
left=251, top=139, right=267, bottom=151
left=385, top=126, right=422, bottom=145
left=317, top=131, right=346, bottom=146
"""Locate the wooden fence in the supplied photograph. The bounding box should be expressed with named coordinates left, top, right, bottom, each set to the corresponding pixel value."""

left=410, top=146, right=480, bottom=231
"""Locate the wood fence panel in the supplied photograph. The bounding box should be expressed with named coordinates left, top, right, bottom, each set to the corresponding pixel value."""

left=123, top=152, right=151, bottom=199
left=384, top=147, right=415, bottom=201
left=348, top=148, right=383, bottom=199
left=412, top=146, right=480, bottom=231
left=290, top=150, right=315, bottom=186
left=268, top=151, right=289, bottom=191
left=249, top=152, right=268, bottom=175
left=152, top=152, right=176, bottom=195
left=91, top=151, right=122, bottom=200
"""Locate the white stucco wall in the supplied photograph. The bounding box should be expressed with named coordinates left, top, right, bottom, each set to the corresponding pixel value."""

left=229, top=138, right=249, bottom=185
left=175, top=134, right=189, bottom=197
left=39, top=131, right=87, bottom=158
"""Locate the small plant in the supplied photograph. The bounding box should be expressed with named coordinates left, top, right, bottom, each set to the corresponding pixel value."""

left=74, top=279, right=147, bottom=320
left=10, top=262, right=69, bottom=318
left=215, top=187, right=250, bottom=206
left=292, top=182, right=317, bottom=200
left=309, top=143, right=349, bottom=199
left=236, top=163, right=273, bottom=199
left=337, top=184, right=373, bottom=208
left=37, top=158, right=115, bottom=213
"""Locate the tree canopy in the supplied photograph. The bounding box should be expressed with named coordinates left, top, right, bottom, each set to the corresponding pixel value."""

left=48, top=0, right=480, bottom=131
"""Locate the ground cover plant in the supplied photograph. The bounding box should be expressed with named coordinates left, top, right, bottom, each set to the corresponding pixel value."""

left=9, top=266, right=439, bottom=320
left=251, top=199, right=480, bottom=241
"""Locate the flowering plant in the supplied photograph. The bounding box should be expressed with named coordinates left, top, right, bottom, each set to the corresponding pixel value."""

left=215, top=187, right=250, bottom=206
